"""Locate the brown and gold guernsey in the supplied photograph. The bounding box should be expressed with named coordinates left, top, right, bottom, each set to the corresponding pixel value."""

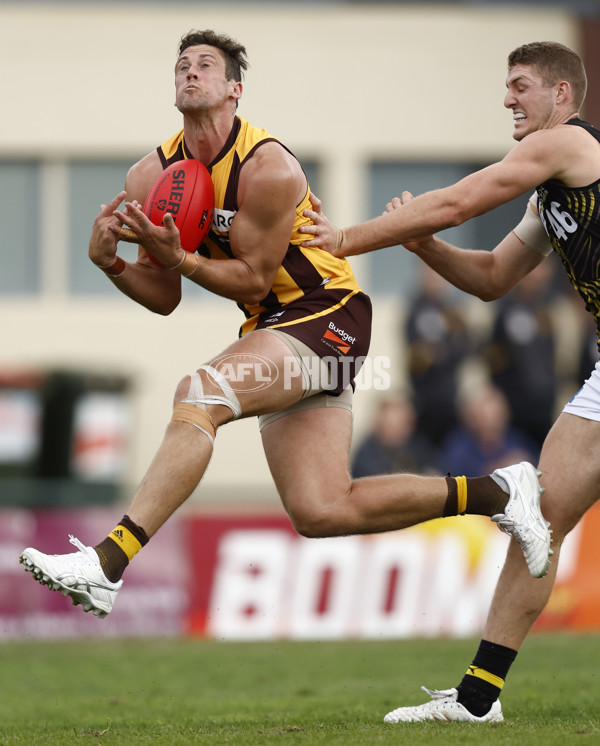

left=537, top=118, right=600, bottom=347
left=157, top=116, right=372, bottom=394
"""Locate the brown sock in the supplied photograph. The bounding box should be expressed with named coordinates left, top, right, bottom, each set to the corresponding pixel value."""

left=94, top=515, right=149, bottom=583
left=444, top=475, right=461, bottom=516
left=444, top=475, right=508, bottom=517
left=465, top=476, right=508, bottom=516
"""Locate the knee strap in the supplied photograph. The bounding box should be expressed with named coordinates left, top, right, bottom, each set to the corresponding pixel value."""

left=181, top=366, right=242, bottom=419
left=172, top=364, right=242, bottom=441
left=200, top=364, right=242, bottom=419
left=171, top=403, right=216, bottom=442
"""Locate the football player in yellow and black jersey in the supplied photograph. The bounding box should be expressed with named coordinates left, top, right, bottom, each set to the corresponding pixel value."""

left=20, top=30, right=545, bottom=685
left=304, top=41, right=600, bottom=723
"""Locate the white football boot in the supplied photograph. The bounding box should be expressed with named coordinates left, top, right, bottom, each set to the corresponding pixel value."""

left=490, top=461, right=552, bottom=578
left=20, top=535, right=122, bottom=619
left=384, top=686, right=503, bottom=723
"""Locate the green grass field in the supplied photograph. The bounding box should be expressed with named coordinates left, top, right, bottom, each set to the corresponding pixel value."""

left=1, top=633, right=599, bottom=745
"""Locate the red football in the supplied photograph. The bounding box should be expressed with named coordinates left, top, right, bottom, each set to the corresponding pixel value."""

left=143, top=159, right=214, bottom=266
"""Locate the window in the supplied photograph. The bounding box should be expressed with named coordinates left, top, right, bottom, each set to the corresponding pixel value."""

left=0, top=162, right=40, bottom=294
left=68, top=159, right=138, bottom=295
left=366, top=161, right=527, bottom=297
left=300, top=159, right=320, bottom=199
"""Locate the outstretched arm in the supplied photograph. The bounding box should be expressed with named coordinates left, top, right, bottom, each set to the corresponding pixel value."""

left=388, top=191, right=549, bottom=301
left=300, top=127, right=568, bottom=258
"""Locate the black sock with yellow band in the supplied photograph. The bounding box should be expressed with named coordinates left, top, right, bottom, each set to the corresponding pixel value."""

left=94, top=515, right=149, bottom=583
left=456, top=639, right=517, bottom=716
left=444, top=475, right=508, bottom=517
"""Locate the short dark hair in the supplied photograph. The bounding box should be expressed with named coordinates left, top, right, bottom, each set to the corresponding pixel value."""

left=178, top=29, right=248, bottom=82
left=508, top=41, right=587, bottom=109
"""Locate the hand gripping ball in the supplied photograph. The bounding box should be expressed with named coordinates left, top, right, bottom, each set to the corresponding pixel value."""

left=143, top=160, right=214, bottom=266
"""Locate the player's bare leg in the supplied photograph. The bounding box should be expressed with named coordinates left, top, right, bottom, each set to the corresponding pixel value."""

left=383, top=412, right=600, bottom=723
left=122, top=330, right=307, bottom=535
left=262, top=402, right=550, bottom=547
left=484, top=412, right=600, bottom=649
left=263, top=405, right=451, bottom=537
left=19, top=330, right=306, bottom=615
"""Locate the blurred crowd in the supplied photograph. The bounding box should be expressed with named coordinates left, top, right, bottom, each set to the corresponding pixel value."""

left=352, top=260, right=599, bottom=478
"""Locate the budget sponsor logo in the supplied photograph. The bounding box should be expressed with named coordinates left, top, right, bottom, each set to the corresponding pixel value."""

left=321, top=322, right=356, bottom=355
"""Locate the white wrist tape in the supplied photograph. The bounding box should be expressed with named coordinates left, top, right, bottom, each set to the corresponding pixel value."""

left=512, top=193, right=553, bottom=256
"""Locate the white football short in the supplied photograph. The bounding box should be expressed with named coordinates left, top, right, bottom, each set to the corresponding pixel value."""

left=563, top=359, right=600, bottom=421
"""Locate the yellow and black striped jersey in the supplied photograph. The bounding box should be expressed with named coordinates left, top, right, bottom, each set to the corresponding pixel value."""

left=537, top=118, right=600, bottom=346
left=157, top=116, right=366, bottom=337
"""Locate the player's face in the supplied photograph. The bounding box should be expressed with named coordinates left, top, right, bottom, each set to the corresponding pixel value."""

left=174, top=45, right=241, bottom=114
left=504, top=64, right=558, bottom=141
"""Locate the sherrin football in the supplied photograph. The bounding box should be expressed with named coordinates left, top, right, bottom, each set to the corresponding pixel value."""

left=143, top=159, right=214, bottom=266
